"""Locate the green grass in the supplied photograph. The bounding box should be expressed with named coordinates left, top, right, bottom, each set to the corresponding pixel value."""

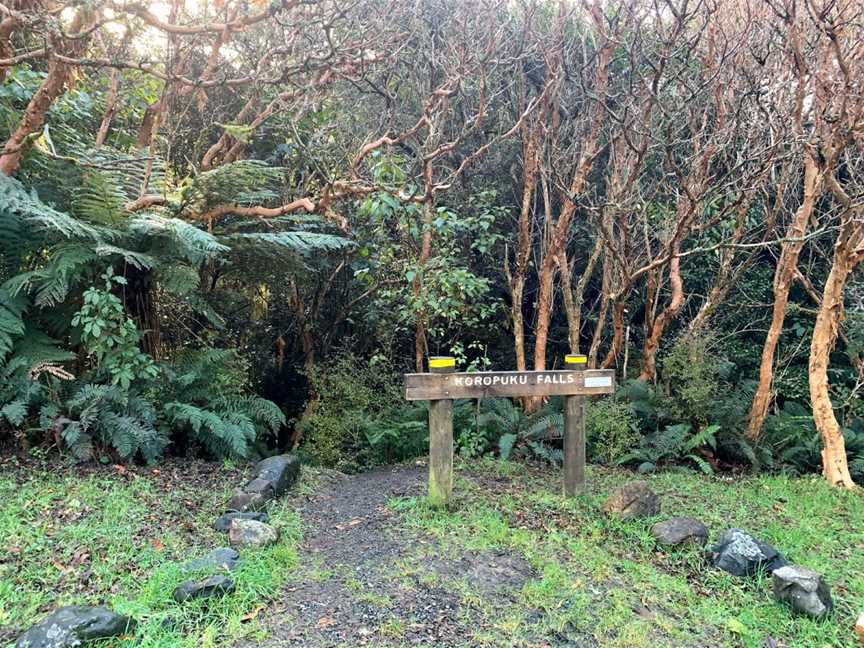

left=389, top=458, right=864, bottom=648
left=3, top=456, right=863, bottom=647
left=0, top=458, right=302, bottom=647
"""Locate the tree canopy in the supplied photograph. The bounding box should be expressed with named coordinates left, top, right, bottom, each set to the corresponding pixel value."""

left=0, top=0, right=862, bottom=486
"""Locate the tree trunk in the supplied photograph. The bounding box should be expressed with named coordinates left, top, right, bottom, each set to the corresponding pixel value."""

left=809, top=243, right=857, bottom=488
left=122, top=264, right=161, bottom=359
left=601, top=287, right=629, bottom=369
left=95, top=70, right=121, bottom=147
left=747, top=158, right=823, bottom=439
left=413, top=200, right=435, bottom=372
left=0, top=9, right=92, bottom=175
left=0, top=61, right=70, bottom=175
left=639, top=248, right=684, bottom=382
left=560, top=238, right=601, bottom=355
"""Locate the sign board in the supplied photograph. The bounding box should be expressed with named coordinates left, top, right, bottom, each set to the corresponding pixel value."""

left=404, top=369, right=615, bottom=401
left=405, top=358, right=617, bottom=505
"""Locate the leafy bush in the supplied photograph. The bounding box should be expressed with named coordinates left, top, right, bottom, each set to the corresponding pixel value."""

left=586, top=398, right=640, bottom=465
left=62, top=384, right=165, bottom=462
left=660, top=331, right=730, bottom=427
left=72, top=268, right=159, bottom=388
left=362, top=401, right=429, bottom=465
left=157, top=348, right=285, bottom=459
left=297, top=353, right=402, bottom=470
left=479, top=398, right=565, bottom=465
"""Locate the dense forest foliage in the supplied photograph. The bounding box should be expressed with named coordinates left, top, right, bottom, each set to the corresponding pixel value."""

left=0, top=0, right=862, bottom=486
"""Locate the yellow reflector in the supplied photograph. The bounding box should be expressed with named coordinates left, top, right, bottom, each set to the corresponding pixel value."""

left=429, top=356, right=456, bottom=368
left=565, top=354, right=588, bottom=365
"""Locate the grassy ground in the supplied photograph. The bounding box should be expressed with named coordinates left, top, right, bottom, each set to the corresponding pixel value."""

left=1, top=454, right=862, bottom=647
left=389, top=458, right=864, bottom=648
left=0, top=453, right=302, bottom=648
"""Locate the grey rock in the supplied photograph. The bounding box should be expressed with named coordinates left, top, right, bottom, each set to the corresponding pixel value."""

left=651, top=517, right=709, bottom=547
left=226, top=454, right=300, bottom=512
left=602, top=480, right=660, bottom=520
left=173, top=575, right=235, bottom=604
left=16, top=606, right=134, bottom=648
left=772, top=565, right=833, bottom=617
left=228, top=518, right=279, bottom=548
left=213, top=511, right=268, bottom=533
left=182, top=547, right=241, bottom=573
left=256, top=454, right=300, bottom=496
left=225, top=489, right=266, bottom=513
left=710, top=529, right=787, bottom=577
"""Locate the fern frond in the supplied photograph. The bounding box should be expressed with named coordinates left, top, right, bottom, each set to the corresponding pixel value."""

left=156, top=264, right=200, bottom=296
left=226, top=231, right=350, bottom=257
left=0, top=288, right=27, bottom=363
left=72, top=170, right=127, bottom=225
left=0, top=174, right=100, bottom=240
left=95, top=244, right=156, bottom=269
left=129, top=214, right=229, bottom=264
left=180, top=160, right=285, bottom=214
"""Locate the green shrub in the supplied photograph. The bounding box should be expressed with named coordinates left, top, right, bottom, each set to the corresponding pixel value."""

left=363, top=401, right=430, bottom=465
left=297, top=353, right=402, bottom=470
left=660, top=330, right=729, bottom=427
left=763, top=402, right=864, bottom=480
left=586, top=398, right=640, bottom=465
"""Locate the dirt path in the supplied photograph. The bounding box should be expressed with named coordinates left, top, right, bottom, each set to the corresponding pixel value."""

left=245, top=464, right=544, bottom=648
left=244, top=464, right=461, bottom=647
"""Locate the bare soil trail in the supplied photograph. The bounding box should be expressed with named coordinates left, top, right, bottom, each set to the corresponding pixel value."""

left=245, top=464, right=550, bottom=648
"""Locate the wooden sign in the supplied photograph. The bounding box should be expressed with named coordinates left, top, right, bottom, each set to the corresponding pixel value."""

left=405, top=369, right=615, bottom=401
left=405, top=356, right=616, bottom=507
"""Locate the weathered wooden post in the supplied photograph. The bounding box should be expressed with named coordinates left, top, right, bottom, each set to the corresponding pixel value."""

left=563, top=353, right=587, bottom=496
left=427, top=356, right=455, bottom=507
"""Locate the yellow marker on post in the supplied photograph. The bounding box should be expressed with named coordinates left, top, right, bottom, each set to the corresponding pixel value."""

left=564, top=354, right=588, bottom=368
left=428, top=356, right=456, bottom=373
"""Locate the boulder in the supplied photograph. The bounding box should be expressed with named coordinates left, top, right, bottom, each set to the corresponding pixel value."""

left=173, top=575, right=235, bottom=604
left=182, top=547, right=241, bottom=573
left=650, top=517, right=709, bottom=547
left=710, top=529, right=787, bottom=577
left=256, top=454, right=300, bottom=496
left=16, top=606, right=134, bottom=648
left=602, top=480, right=660, bottom=520
left=772, top=565, right=833, bottom=618
left=213, top=511, right=268, bottom=533
left=226, top=454, right=300, bottom=512
left=228, top=518, right=279, bottom=548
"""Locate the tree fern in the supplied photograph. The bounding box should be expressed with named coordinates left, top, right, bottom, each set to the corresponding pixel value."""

left=64, top=383, right=165, bottom=462
left=0, top=173, right=100, bottom=240
left=180, top=160, right=285, bottom=214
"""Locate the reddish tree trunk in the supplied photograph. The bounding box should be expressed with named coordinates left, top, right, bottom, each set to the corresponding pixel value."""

left=747, top=158, right=823, bottom=439
left=809, top=232, right=860, bottom=488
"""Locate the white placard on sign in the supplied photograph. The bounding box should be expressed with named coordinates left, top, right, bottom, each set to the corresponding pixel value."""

left=584, top=375, right=613, bottom=388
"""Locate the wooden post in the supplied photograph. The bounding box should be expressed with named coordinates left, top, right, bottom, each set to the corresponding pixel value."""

left=563, top=354, right=587, bottom=496
left=427, top=356, right=455, bottom=507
